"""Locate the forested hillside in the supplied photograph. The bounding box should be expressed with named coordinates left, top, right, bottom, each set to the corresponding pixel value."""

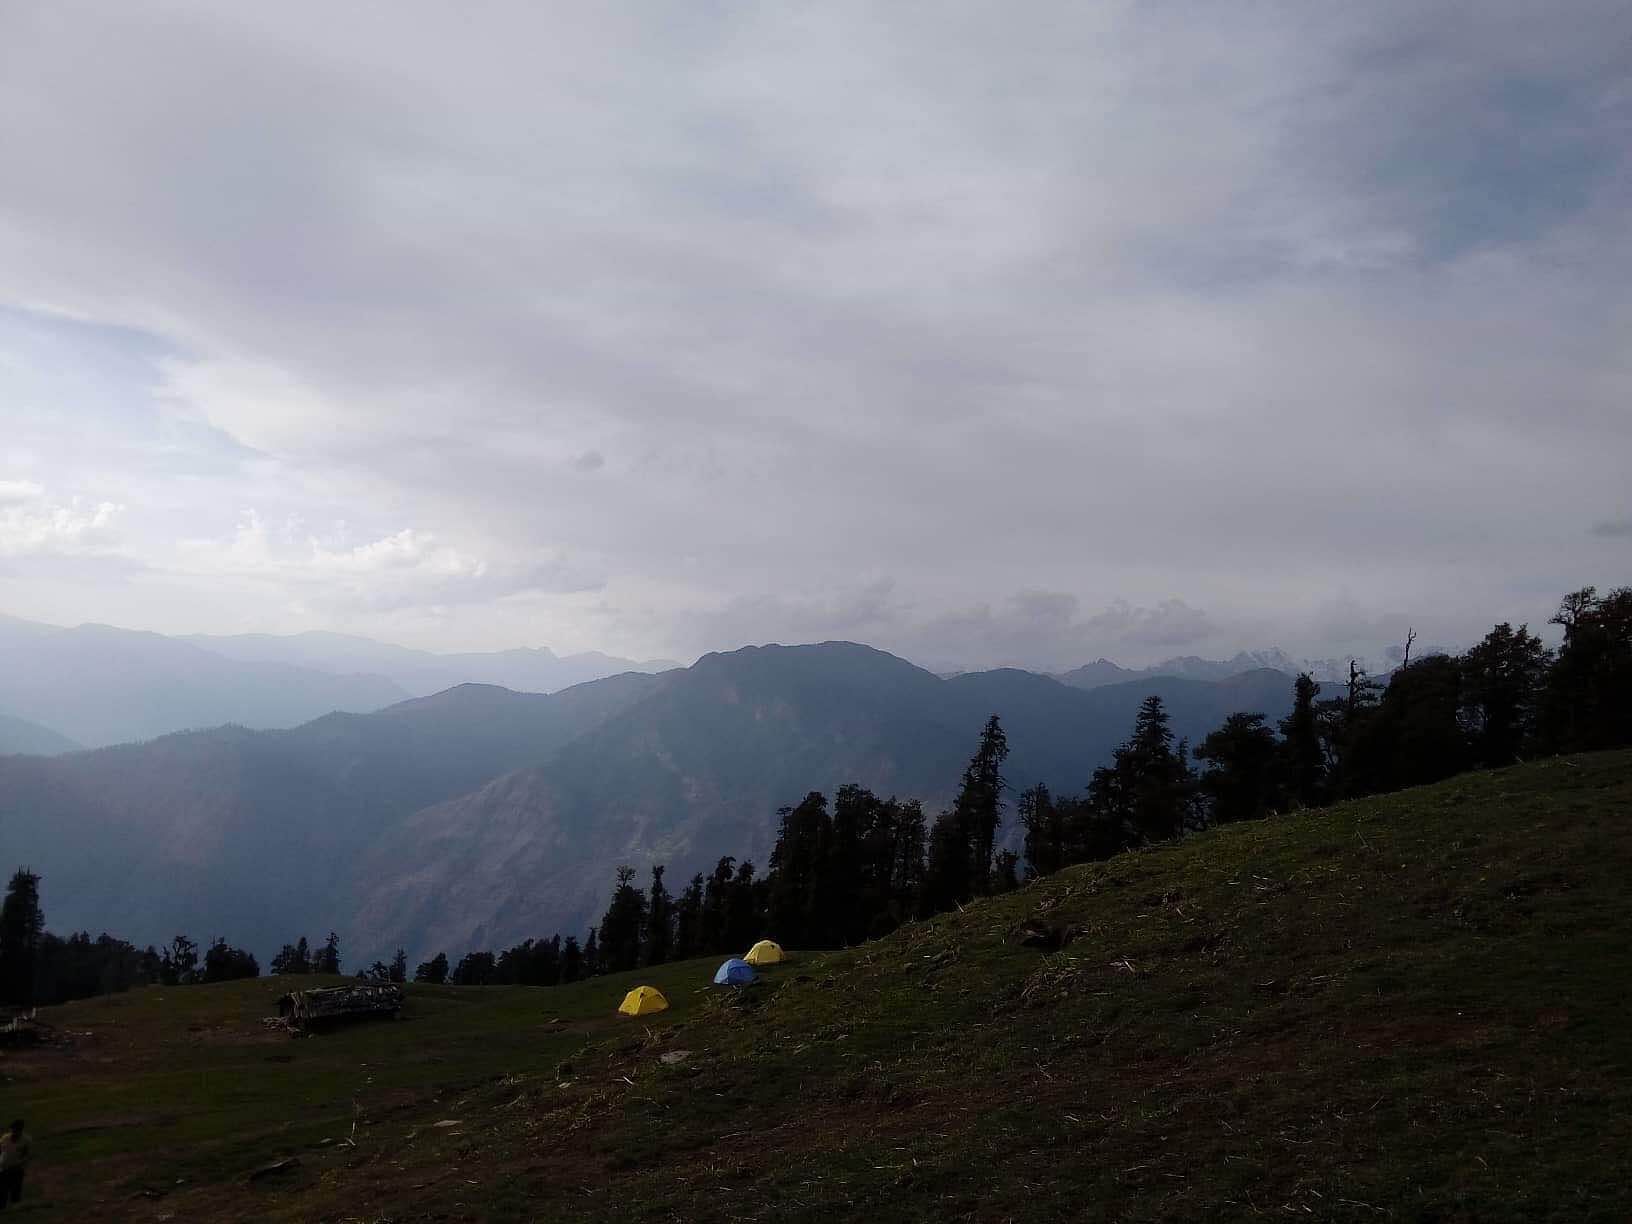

left=0, top=643, right=1295, bottom=964
left=347, top=645, right=1295, bottom=961
left=12, top=752, right=1631, bottom=1222
left=0, top=673, right=666, bottom=958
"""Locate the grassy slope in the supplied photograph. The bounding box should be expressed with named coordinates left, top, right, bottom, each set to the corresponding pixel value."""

left=13, top=751, right=1632, bottom=1222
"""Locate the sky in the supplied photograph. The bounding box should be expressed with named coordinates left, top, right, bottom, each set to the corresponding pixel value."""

left=0, top=1, right=1628, bottom=672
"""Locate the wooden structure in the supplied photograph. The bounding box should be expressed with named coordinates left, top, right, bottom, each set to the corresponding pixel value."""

left=274, top=983, right=403, bottom=1032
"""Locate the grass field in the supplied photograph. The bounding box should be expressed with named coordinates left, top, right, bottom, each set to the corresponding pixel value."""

left=8, top=750, right=1632, bottom=1221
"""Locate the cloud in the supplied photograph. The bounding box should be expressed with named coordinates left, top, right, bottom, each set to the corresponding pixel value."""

left=0, top=485, right=125, bottom=558
left=175, top=510, right=599, bottom=613
left=0, top=3, right=1626, bottom=659
left=1590, top=518, right=1632, bottom=538
left=0, top=480, right=45, bottom=505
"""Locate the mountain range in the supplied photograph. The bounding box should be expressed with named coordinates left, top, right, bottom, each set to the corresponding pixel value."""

left=0, top=639, right=1300, bottom=965
left=0, top=614, right=676, bottom=749
left=1054, top=648, right=1314, bottom=689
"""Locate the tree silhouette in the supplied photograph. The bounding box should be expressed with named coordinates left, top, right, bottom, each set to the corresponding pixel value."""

left=313, top=932, right=341, bottom=975
left=413, top=951, right=449, bottom=984
left=1195, top=712, right=1281, bottom=824
left=1277, top=674, right=1326, bottom=807
left=0, top=870, right=44, bottom=1006
left=644, top=866, right=673, bottom=966
left=201, top=938, right=258, bottom=982
left=270, top=936, right=311, bottom=975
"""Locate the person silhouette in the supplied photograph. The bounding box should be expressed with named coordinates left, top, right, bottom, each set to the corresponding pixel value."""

left=0, top=1119, right=29, bottom=1208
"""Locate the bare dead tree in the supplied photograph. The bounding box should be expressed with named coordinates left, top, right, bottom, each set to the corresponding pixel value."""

left=1401, top=627, right=1417, bottom=669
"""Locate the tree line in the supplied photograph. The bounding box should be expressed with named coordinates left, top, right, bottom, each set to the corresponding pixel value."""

left=422, top=583, right=1632, bottom=978
left=3, top=583, right=1626, bottom=1006
left=0, top=871, right=264, bottom=1008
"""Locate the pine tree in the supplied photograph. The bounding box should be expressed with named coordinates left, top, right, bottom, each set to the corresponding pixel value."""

left=413, top=951, right=449, bottom=984
left=201, top=939, right=259, bottom=982
left=559, top=936, right=583, bottom=984
left=313, top=932, right=341, bottom=975
left=700, top=857, right=737, bottom=954
left=1195, top=712, right=1281, bottom=824
left=922, top=715, right=1010, bottom=911
left=451, top=951, right=496, bottom=985
left=672, top=874, right=705, bottom=961
left=767, top=792, right=827, bottom=946
left=582, top=928, right=601, bottom=977
left=1086, top=696, right=1197, bottom=845
left=644, top=866, right=674, bottom=966
left=389, top=949, right=408, bottom=984
left=596, top=867, right=646, bottom=973
left=963, top=715, right=1010, bottom=894
left=1019, top=783, right=1064, bottom=880
left=0, top=869, right=44, bottom=1006
left=271, top=936, right=311, bottom=975
left=1277, top=674, right=1326, bottom=807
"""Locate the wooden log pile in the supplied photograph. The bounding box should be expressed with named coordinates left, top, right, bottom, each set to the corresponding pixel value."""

left=274, top=984, right=403, bottom=1032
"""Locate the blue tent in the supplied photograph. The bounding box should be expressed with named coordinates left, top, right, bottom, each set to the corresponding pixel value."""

left=713, top=958, right=757, bottom=986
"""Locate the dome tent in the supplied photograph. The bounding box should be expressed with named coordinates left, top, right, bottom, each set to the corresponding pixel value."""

left=618, top=986, right=669, bottom=1016
left=713, top=958, right=757, bottom=986
left=744, top=939, right=785, bottom=966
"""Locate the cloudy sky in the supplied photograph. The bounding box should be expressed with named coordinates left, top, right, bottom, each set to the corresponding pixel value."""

left=1, top=2, right=1627, bottom=671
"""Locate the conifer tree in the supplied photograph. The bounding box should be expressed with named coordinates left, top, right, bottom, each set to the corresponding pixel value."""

left=559, top=936, right=583, bottom=983
left=768, top=792, right=827, bottom=946
left=271, top=936, right=311, bottom=975
left=1019, top=783, right=1065, bottom=879
left=672, top=874, right=705, bottom=960
left=700, top=857, right=737, bottom=954
left=1277, top=674, right=1326, bottom=807
left=582, top=927, right=601, bottom=976
left=313, top=932, right=341, bottom=975
left=963, top=715, right=1010, bottom=894
left=389, top=949, right=408, bottom=984
left=596, top=867, right=646, bottom=972
left=201, top=938, right=258, bottom=982
left=923, top=716, right=1010, bottom=911
left=413, top=951, right=449, bottom=984
left=644, top=866, right=674, bottom=966
left=1086, top=696, right=1197, bottom=845
left=1195, top=712, right=1281, bottom=824
left=0, top=869, right=44, bottom=1006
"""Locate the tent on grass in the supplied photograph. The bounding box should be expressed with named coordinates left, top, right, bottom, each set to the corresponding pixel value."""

left=713, top=958, right=757, bottom=986
left=744, top=939, right=785, bottom=966
left=618, top=986, right=669, bottom=1016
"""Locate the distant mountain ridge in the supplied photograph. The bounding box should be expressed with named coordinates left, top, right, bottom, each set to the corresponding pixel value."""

left=0, top=711, right=80, bottom=757
left=0, top=618, right=409, bottom=748
left=0, top=671, right=668, bottom=957
left=0, top=635, right=1303, bottom=966
left=0, top=613, right=679, bottom=748
left=1057, top=648, right=1331, bottom=689
left=179, top=629, right=679, bottom=698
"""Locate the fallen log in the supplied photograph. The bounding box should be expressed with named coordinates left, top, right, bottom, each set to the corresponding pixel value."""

left=274, top=984, right=403, bottom=1032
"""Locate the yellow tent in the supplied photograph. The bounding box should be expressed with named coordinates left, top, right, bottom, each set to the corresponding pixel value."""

left=617, top=986, right=669, bottom=1016
left=744, top=939, right=785, bottom=967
